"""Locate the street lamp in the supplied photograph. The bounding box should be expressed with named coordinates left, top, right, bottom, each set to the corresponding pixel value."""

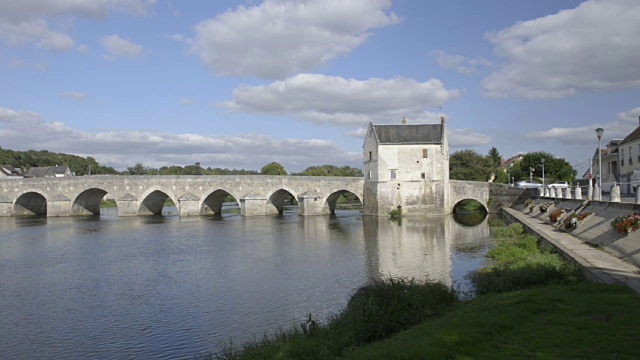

left=596, top=127, right=604, bottom=199
left=541, top=158, right=545, bottom=188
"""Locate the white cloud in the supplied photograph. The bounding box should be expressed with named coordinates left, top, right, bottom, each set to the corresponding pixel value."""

left=0, top=1, right=156, bottom=52
left=109, top=0, right=156, bottom=16
left=448, top=129, right=492, bottom=148
left=526, top=107, right=640, bottom=145
left=190, top=0, right=400, bottom=79
left=77, top=44, right=89, bottom=54
left=482, top=0, right=640, bottom=98
left=180, top=98, right=196, bottom=106
left=219, top=74, right=460, bottom=126
left=101, top=34, right=144, bottom=59
left=61, top=92, right=87, bottom=101
left=0, top=18, right=75, bottom=51
left=0, top=106, right=360, bottom=171
left=431, top=50, right=492, bottom=75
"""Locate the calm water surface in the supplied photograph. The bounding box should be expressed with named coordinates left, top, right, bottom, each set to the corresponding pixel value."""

left=0, top=206, right=492, bottom=359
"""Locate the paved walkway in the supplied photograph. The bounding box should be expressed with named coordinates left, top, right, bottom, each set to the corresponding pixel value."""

left=503, top=207, right=640, bottom=295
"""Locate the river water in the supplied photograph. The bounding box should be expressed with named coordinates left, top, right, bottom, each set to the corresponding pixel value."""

left=0, top=206, right=492, bottom=359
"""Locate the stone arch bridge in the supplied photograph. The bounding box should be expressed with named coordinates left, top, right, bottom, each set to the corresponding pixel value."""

left=0, top=175, right=364, bottom=217
left=0, top=176, right=525, bottom=217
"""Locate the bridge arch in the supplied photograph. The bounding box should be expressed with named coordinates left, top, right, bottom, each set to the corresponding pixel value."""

left=71, top=188, right=108, bottom=216
left=323, top=189, right=363, bottom=214
left=14, top=191, right=48, bottom=216
left=266, top=187, right=298, bottom=215
left=199, top=188, right=241, bottom=216
left=452, top=198, right=488, bottom=214
left=138, top=186, right=179, bottom=216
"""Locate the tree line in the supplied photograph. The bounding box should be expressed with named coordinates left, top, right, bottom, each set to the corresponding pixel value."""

left=0, top=147, right=362, bottom=177
left=449, top=147, right=576, bottom=184
left=0, top=147, right=118, bottom=175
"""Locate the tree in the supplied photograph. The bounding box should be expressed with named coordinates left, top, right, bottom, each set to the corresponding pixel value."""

left=127, top=162, right=150, bottom=175
left=449, top=149, right=494, bottom=181
left=488, top=147, right=502, bottom=168
left=297, top=165, right=363, bottom=177
left=517, top=152, right=576, bottom=183
left=261, top=162, right=287, bottom=175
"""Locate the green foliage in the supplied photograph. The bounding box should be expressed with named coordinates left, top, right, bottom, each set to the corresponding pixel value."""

left=0, top=147, right=118, bottom=175
left=487, top=147, right=501, bottom=168
left=127, top=162, right=150, bottom=175
left=389, top=206, right=402, bottom=220
left=471, top=223, right=583, bottom=294
left=261, top=162, right=287, bottom=175
left=517, top=151, right=576, bottom=183
left=296, top=165, right=363, bottom=177
left=210, top=278, right=458, bottom=360
left=449, top=149, right=494, bottom=181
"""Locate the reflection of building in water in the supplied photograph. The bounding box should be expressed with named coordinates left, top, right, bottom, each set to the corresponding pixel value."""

left=363, top=216, right=453, bottom=285
left=363, top=216, right=491, bottom=286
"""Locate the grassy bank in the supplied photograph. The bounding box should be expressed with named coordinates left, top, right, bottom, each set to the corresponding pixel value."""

left=200, top=223, right=640, bottom=359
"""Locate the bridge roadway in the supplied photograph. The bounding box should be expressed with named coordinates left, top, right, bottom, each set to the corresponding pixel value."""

left=0, top=175, right=364, bottom=217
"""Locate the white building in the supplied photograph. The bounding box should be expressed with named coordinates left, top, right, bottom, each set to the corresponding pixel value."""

left=363, top=118, right=449, bottom=216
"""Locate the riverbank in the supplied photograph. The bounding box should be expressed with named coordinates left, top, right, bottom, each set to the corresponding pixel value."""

left=203, top=222, right=640, bottom=359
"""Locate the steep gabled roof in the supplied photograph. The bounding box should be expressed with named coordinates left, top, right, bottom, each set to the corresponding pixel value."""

left=371, top=124, right=443, bottom=144
left=620, top=127, right=640, bottom=145
left=27, top=167, right=50, bottom=177
left=49, top=166, right=70, bottom=175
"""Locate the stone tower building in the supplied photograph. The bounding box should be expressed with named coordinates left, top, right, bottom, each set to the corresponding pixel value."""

left=362, top=117, right=450, bottom=216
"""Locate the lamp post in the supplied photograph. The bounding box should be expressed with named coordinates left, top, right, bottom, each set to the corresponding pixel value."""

left=541, top=158, right=545, bottom=188
left=596, top=127, right=604, bottom=199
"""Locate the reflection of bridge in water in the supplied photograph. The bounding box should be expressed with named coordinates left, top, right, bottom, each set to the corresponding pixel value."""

left=0, top=175, right=363, bottom=217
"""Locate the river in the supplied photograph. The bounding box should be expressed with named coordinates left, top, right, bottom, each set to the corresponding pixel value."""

left=0, top=206, right=492, bottom=359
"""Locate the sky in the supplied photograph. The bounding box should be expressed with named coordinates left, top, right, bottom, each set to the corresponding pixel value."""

left=1, top=0, right=639, bottom=175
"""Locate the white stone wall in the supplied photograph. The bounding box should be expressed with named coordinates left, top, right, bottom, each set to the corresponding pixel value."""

left=364, top=135, right=450, bottom=216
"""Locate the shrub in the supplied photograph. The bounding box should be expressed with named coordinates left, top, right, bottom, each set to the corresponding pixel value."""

left=332, top=278, right=458, bottom=345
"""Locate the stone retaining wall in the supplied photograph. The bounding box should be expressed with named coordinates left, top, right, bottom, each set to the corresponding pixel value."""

left=511, top=198, right=640, bottom=267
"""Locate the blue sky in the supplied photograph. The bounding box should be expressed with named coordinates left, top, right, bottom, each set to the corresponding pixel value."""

left=1, top=0, right=639, bottom=174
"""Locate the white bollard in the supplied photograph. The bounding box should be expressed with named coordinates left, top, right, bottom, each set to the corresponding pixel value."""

left=610, top=184, right=621, bottom=202
left=574, top=186, right=582, bottom=200
left=593, top=186, right=601, bottom=201
left=587, top=186, right=593, bottom=201
left=544, top=187, right=550, bottom=197
left=549, top=187, right=556, bottom=198
left=539, top=187, right=544, bottom=197
left=564, top=187, right=572, bottom=199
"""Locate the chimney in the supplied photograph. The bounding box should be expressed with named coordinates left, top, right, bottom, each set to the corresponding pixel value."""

left=440, top=116, right=446, bottom=125
left=402, top=117, right=407, bottom=125
left=638, top=115, right=640, bottom=127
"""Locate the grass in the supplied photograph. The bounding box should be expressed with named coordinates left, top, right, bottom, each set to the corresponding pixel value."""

left=471, top=223, right=584, bottom=294
left=343, top=284, right=640, bottom=359
left=197, top=223, right=640, bottom=360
